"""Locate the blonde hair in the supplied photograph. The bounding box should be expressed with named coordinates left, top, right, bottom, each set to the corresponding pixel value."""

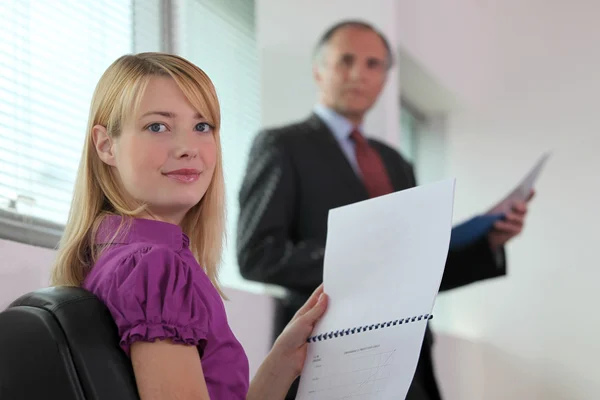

left=50, top=52, right=226, bottom=297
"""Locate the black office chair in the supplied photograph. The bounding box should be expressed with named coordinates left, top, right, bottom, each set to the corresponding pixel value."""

left=0, top=286, right=140, bottom=399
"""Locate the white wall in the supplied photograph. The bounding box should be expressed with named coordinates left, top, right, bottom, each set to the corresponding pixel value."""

left=398, top=1, right=600, bottom=399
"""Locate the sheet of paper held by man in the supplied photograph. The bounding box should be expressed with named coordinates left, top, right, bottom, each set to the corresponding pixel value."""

left=295, top=179, right=456, bottom=400
left=487, top=151, right=551, bottom=215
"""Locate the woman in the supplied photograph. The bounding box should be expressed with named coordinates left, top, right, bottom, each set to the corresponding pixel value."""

left=50, top=52, right=327, bottom=399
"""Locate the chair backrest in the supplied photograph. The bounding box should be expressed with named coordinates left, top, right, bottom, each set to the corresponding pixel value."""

left=0, top=286, right=139, bottom=400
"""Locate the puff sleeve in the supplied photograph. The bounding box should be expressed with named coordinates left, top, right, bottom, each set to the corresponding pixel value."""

left=98, top=246, right=209, bottom=356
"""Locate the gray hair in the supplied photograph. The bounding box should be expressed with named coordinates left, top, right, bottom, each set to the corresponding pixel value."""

left=312, top=20, right=394, bottom=69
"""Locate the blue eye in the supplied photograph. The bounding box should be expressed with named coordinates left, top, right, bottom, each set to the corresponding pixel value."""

left=196, top=122, right=213, bottom=133
left=147, top=123, right=167, bottom=133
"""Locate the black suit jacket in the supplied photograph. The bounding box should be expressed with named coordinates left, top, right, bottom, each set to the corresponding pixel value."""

left=237, top=114, right=506, bottom=400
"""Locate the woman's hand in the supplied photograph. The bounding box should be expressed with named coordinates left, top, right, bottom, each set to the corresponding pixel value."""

left=247, top=285, right=328, bottom=400
left=272, top=284, right=328, bottom=377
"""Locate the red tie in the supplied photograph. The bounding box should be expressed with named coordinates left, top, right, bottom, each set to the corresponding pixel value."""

left=350, top=129, right=394, bottom=198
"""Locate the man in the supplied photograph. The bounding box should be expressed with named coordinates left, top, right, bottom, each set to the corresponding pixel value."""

left=237, top=20, right=531, bottom=400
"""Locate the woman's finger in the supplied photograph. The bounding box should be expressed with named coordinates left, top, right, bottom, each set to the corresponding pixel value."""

left=295, top=284, right=324, bottom=317
left=299, top=293, right=328, bottom=327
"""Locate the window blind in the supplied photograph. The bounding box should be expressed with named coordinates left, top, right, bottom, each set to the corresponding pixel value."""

left=0, top=0, right=135, bottom=246
left=177, top=0, right=262, bottom=290
left=132, top=0, right=163, bottom=53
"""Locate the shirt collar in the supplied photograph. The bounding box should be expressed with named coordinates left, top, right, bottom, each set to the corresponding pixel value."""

left=95, top=215, right=189, bottom=250
left=313, top=103, right=364, bottom=141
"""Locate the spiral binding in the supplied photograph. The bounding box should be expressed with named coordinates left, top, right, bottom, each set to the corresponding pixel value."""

left=307, top=314, right=433, bottom=343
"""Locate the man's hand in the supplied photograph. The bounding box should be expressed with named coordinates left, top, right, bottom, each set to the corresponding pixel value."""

left=488, top=190, right=535, bottom=251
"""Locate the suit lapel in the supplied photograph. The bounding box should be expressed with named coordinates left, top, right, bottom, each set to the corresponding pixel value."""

left=370, top=141, right=415, bottom=192
left=305, top=114, right=368, bottom=196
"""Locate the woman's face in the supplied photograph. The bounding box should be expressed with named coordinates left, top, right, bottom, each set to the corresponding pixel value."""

left=93, top=76, right=217, bottom=224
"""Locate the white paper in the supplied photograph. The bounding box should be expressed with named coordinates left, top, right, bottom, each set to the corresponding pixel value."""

left=488, top=151, right=551, bottom=215
left=296, top=179, right=456, bottom=400
left=297, top=323, right=427, bottom=399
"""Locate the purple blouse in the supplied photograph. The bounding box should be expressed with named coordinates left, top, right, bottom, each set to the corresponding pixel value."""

left=83, top=215, right=249, bottom=399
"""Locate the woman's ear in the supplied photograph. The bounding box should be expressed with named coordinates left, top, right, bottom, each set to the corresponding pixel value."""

left=92, top=125, right=116, bottom=166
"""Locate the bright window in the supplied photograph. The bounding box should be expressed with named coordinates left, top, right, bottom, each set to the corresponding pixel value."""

left=0, top=1, right=161, bottom=246
left=0, top=2, right=133, bottom=222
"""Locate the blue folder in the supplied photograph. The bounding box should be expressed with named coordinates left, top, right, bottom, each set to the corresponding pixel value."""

left=450, top=213, right=505, bottom=250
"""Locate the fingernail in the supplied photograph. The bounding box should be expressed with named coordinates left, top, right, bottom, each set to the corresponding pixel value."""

left=318, top=293, right=324, bottom=302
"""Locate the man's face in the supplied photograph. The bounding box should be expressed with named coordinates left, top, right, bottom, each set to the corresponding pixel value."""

left=314, top=26, right=389, bottom=122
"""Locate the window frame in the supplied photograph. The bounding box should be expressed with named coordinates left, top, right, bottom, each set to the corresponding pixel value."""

left=400, top=96, right=427, bottom=163
left=0, top=208, right=64, bottom=248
